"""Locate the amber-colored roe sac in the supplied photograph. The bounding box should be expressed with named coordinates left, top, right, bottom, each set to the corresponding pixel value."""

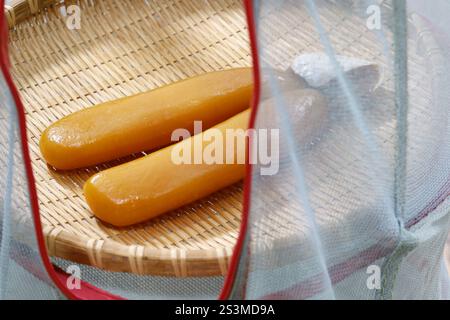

left=40, top=68, right=253, bottom=170
left=84, top=109, right=249, bottom=227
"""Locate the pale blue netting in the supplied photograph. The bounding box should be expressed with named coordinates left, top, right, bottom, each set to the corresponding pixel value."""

left=227, top=0, right=450, bottom=299
left=53, top=258, right=224, bottom=300
left=0, top=70, right=62, bottom=299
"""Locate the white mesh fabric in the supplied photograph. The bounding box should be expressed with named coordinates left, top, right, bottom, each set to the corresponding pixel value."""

left=0, top=70, right=62, bottom=299
left=227, top=0, right=450, bottom=300
left=54, top=258, right=223, bottom=300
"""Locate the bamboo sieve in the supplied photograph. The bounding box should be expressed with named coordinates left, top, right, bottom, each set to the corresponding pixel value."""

left=7, top=0, right=250, bottom=277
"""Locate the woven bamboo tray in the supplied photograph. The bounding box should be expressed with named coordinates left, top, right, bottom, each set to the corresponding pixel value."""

left=7, top=0, right=250, bottom=277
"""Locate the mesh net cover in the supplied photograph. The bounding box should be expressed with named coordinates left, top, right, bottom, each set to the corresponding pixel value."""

left=226, top=0, right=450, bottom=300
left=1, top=0, right=449, bottom=300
